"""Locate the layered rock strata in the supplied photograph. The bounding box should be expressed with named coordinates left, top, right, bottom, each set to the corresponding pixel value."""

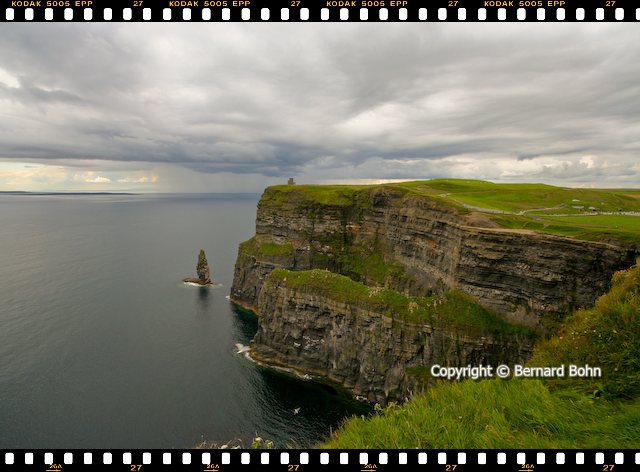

left=250, top=272, right=533, bottom=404
left=232, top=186, right=636, bottom=327
left=231, top=185, right=637, bottom=402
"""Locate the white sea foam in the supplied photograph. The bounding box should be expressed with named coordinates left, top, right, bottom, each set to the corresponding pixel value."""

left=182, top=281, right=223, bottom=288
left=234, top=343, right=313, bottom=381
left=235, top=343, right=250, bottom=354
left=183, top=281, right=205, bottom=287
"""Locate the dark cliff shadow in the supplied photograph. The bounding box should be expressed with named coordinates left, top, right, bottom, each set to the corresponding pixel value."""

left=230, top=304, right=259, bottom=344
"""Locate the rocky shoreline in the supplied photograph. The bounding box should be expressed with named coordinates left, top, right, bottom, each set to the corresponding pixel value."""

left=182, top=277, right=214, bottom=286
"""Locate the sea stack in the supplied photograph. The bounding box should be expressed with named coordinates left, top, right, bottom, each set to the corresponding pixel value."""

left=183, top=249, right=213, bottom=286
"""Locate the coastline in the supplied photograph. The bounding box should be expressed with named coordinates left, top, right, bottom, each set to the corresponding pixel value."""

left=229, top=298, right=371, bottom=405
left=229, top=296, right=258, bottom=314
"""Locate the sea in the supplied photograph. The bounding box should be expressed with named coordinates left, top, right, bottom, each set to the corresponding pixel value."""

left=0, top=193, right=370, bottom=449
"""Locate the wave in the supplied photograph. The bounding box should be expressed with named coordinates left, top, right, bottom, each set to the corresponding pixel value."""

left=182, top=281, right=224, bottom=288
left=235, top=343, right=251, bottom=355
left=237, top=345, right=313, bottom=381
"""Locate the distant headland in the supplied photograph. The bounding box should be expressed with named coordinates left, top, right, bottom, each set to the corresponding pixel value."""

left=0, top=191, right=137, bottom=196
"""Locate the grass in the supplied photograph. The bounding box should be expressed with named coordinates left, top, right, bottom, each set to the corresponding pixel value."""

left=492, top=214, right=640, bottom=245
left=531, top=261, right=640, bottom=399
left=261, top=184, right=372, bottom=208
left=333, top=238, right=411, bottom=288
left=239, top=236, right=258, bottom=253
left=264, top=179, right=640, bottom=214
left=239, top=236, right=295, bottom=258
left=611, top=189, right=640, bottom=198
left=323, top=379, right=640, bottom=449
left=264, top=269, right=534, bottom=338
left=259, top=179, right=640, bottom=245
left=323, top=262, right=640, bottom=449
left=258, top=242, right=295, bottom=257
left=400, top=179, right=640, bottom=214
left=545, top=214, right=640, bottom=231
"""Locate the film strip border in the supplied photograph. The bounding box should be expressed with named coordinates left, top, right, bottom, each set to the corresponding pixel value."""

left=2, top=450, right=639, bottom=472
left=0, top=0, right=639, bottom=22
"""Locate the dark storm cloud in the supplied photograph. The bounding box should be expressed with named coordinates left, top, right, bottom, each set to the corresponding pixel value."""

left=0, top=24, right=639, bottom=190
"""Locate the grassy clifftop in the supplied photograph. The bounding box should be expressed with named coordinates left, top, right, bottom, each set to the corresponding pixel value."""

left=531, top=261, right=640, bottom=399
left=323, top=378, right=640, bottom=449
left=265, top=269, right=534, bottom=338
left=324, top=261, right=640, bottom=448
left=261, top=179, right=640, bottom=245
left=265, top=179, right=640, bottom=213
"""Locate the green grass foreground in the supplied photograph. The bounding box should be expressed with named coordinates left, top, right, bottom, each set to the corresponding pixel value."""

left=532, top=260, right=640, bottom=399
left=266, top=269, right=533, bottom=338
left=324, top=262, right=640, bottom=448
left=323, top=379, right=640, bottom=449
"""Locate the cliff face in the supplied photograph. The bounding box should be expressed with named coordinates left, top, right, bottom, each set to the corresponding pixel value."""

left=251, top=274, right=533, bottom=404
left=231, top=184, right=637, bottom=403
left=232, top=186, right=637, bottom=327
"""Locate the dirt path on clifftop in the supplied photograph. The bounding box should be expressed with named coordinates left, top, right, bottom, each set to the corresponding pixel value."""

left=441, top=193, right=566, bottom=215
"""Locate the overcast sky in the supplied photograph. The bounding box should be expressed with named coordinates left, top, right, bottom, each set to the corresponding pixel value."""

left=0, top=24, right=638, bottom=192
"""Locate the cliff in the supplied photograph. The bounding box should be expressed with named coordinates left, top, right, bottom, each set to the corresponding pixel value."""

left=251, top=269, right=533, bottom=404
left=232, top=184, right=637, bottom=327
left=230, top=182, right=638, bottom=403
left=324, top=262, right=640, bottom=448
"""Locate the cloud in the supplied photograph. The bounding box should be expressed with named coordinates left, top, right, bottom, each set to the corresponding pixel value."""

left=0, top=68, right=20, bottom=88
left=86, top=176, right=111, bottom=183
left=73, top=171, right=111, bottom=183
left=0, top=24, right=639, bottom=191
left=0, top=163, right=68, bottom=188
left=0, top=163, right=163, bottom=191
left=117, top=175, right=158, bottom=183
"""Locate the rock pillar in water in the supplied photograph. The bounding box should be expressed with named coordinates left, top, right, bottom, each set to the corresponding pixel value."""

left=197, top=249, right=212, bottom=285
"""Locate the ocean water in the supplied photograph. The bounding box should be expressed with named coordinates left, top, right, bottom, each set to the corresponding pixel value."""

left=0, top=193, right=370, bottom=449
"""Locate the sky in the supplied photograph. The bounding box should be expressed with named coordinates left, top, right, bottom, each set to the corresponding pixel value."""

left=0, top=24, right=638, bottom=192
